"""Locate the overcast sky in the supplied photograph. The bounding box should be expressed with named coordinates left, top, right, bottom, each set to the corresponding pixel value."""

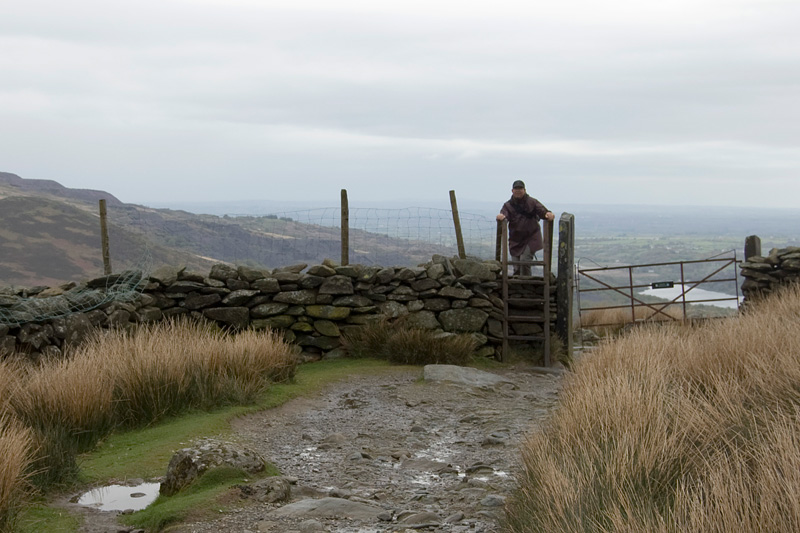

left=1, top=0, right=799, bottom=210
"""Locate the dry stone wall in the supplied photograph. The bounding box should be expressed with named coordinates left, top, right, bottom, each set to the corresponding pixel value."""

left=0, top=256, right=557, bottom=361
left=739, top=246, right=800, bottom=305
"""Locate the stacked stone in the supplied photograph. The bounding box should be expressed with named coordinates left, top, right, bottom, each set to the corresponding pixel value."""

left=1, top=255, right=559, bottom=361
left=740, top=246, right=800, bottom=305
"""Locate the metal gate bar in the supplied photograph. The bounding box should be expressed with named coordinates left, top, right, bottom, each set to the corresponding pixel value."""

left=577, top=253, right=740, bottom=327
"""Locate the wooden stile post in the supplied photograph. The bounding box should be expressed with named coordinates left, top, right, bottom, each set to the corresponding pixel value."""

left=495, top=220, right=503, bottom=261
left=500, top=219, right=509, bottom=362
left=341, top=189, right=349, bottom=266
left=449, top=190, right=466, bottom=259
left=99, top=199, right=112, bottom=275
left=556, top=213, right=575, bottom=361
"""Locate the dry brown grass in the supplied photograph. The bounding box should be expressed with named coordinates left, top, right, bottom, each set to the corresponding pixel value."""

left=0, top=416, right=32, bottom=533
left=341, top=318, right=477, bottom=365
left=580, top=304, right=684, bottom=329
left=1, top=318, right=298, bottom=488
left=103, top=320, right=298, bottom=424
left=505, top=284, right=800, bottom=532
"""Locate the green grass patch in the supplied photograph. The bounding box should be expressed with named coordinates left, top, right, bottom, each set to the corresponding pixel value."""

left=16, top=503, right=82, bottom=533
left=120, top=467, right=258, bottom=532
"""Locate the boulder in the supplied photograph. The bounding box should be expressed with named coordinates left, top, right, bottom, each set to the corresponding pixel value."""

left=298, top=275, right=325, bottom=289
left=453, top=258, right=495, bottom=281
left=423, top=298, right=451, bottom=312
left=423, top=365, right=515, bottom=388
left=410, top=278, right=440, bottom=292
left=237, top=265, right=268, bottom=282
left=426, top=263, right=446, bottom=280
left=222, top=289, right=259, bottom=306
left=273, top=271, right=302, bottom=283
left=275, top=263, right=308, bottom=273
left=274, top=290, right=317, bottom=305
left=404, top=310, right=441, bottom=330
left=331, top=295, right=373, bottom=307
left=378, top=301, right=409, bottom=319
left=313, top=320, right=341, bottom=336
left=306, top=305, right=351, bottom=320
left=239, top=477, right=292, bottom=503
left=203, top=307, right=249, bottom=328
left=376, top=268, right=395, bottom=284
left=439, top=308, right=488, bottom=332
left=319, top=276, right=354, bottom=295
left=268, top=497, right=383, bottom=520
left=136, top=307, right=163, bottom=323
left=166, top=281, right=205, bottom=294
left=252, top=315, right=296, bottom=329
left=251, top=278, right=281, bottom=293
left=250, top=303, right=290, bottom=318
left=64, top=313, right=94, bottom=347
left=439, top=286, right=474, bottom=300
left=0, top=336, right=16, bottom=356
left=334, top=265, right=362, bottom=278
left=307, top=264, right=336, bottom=277
left=209, top=263, right=239, bottom=282
left=226, top=279, right=250, bottom=290
left=160, top=439, right=265, bottom=496
left=184, top=292, right=222, bottom=310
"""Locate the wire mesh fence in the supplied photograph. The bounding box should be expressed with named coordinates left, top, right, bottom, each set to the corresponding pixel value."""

left=113, top=205, right=498, bottom=271
left=0, top=203, right=498, bottom=325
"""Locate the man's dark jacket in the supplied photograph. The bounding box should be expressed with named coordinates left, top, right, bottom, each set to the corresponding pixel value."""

left=500, top=194, right=549, bottom=257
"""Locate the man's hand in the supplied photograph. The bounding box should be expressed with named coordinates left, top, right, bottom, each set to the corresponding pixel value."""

left=496, top=214, right=506, bottom=221
left=545, top=212, right=555, bottom=222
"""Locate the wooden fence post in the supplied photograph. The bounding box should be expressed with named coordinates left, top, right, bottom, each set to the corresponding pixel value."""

left=99, top=199, right=112, bottom=275
left=556, top=213, right=575, bottom=361
left=744, top=235, right=761, bottom=260
left=449, top=190, right=466, bottom=259
left=341, top=189, right=349, bottom=266
left=495, top=219, right=503, bottom=261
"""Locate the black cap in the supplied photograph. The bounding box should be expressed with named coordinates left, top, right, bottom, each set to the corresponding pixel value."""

left=512, top=180, right=525, bottom=189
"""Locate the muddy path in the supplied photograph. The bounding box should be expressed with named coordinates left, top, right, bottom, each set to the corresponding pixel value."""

left=178, top=364, right=562, bottom=533
left=67, top=363, right=563, bottom=533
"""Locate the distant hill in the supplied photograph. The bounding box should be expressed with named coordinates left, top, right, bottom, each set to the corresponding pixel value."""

left=0, top=171, right=123, bottom=207
left=0, top=195, right=219, bottom=287
left=0, top=172, right=453, bottom=286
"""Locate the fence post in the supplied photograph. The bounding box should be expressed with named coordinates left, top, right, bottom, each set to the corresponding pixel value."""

left=99, top=199, right=112, bottom=275
left=744, top=235, right=761, bottom=260
left=341, top=189, right=349, bottom=266
left=556, top=213, right=574, bottom=360
left=449, top=190, right=466, bottom=259
left=495, top=220, right=503, bottom=261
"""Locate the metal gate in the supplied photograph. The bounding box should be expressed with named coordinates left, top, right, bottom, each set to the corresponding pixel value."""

left=577, top=251, right=741, bottom=328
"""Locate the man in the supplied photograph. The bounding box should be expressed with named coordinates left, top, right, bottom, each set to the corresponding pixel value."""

left=496, top=180, right=555, bottom=276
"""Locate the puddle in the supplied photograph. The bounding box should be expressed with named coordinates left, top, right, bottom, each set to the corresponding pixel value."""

left=77, top=482, right=160, bottom=511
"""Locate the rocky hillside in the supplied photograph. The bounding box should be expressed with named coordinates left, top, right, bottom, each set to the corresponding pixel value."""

left=0, top=195, right=217, bottom=287
left=0, top=172, right=453, bottom=286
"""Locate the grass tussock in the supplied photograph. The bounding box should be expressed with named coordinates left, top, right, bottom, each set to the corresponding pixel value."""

left=580, top=304, right=683, bottom=330
left=505, top=283, right=800, bottom=532
left=0, top=318, right=297, bottom=490
left=0, top=415, right=32, bottom=533
left=341, top=319, right=477, bottom=365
